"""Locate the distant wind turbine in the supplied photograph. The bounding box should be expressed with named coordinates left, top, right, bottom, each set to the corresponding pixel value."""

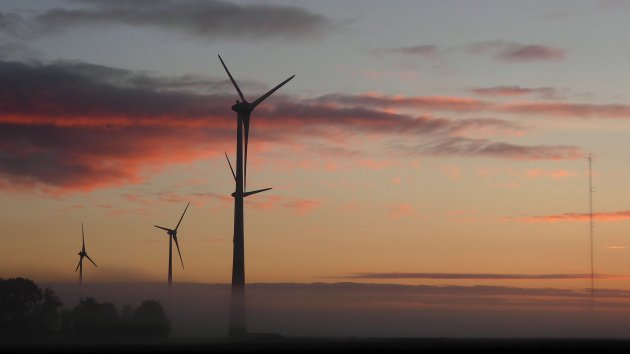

left=588, top=154, right=595, bottom=312
left=76, top=223, right=97, bottom=285
left=219, top=54, right=294, bottom=336
left=154, top=202, right=189, bottom=286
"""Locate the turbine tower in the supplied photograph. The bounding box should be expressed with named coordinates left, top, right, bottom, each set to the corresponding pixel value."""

left=76, top=223, right=98, bottom=285
left=588, top=154, right=595, bottom=312
left=218, top=55, right=294, bottom=336
left=154, top=202, right=189, bottom=286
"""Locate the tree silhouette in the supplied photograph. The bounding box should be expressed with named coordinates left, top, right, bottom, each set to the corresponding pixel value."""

left=1, top=277, right=171, bottom=339
left=69, top=297, right=120, bottom=335
left=63, top=297, right=171, bottom=337
left=0, top=277, right=62, bottom=334
left=132, top=300, right=170, bottom=337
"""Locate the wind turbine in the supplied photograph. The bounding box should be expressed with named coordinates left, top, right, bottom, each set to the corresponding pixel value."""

left=76, top=223, right=97, bottom=285
left=154, top=202, right=189, bottom=286
left=218, top=55, right=294, bottom=336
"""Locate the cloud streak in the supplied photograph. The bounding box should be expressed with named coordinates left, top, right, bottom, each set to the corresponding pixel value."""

left=372, top=45, right=439, bottom=59
left=339, top=272, right=619, bottom=280
left=318, top=92, right=630, bottom=119
left=2, top=0, right=333, bottom=41
left=469, top=41, right=566, bottom=63
left=394, top=137, right=583, bottom=160
left=471, top=86, right=558, bottom=99
left=519, top=210, right=630, bottom=223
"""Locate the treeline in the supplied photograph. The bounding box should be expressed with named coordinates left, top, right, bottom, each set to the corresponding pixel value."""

left=0, top=277, right=169, bottom=337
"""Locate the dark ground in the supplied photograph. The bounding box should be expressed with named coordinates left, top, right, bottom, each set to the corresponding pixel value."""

left=4, top=337, right=630, bottom=353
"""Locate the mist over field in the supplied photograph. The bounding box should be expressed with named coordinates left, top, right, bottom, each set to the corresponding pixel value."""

left=41, top=282, right=630, bottom=339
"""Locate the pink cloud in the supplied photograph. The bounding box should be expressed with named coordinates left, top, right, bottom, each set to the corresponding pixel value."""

left=439, top=165, right=462, bottom=180
left=324, top=162, right=338, bottom=172
left=388, top=203, right=415, bottom=218
left=0, top=60, right=593, bottom=194
left=518, top=210, right=630, bottom=223
left=283, top=199, right=321, bottom=214
left=246, top=195, right=320, bottom=215
left=357, top=159, right=395, bottom=171
left=471, top=86, right=558, bottom=99
left=396, top=137, right=583, bottom=160
left=316, top=93, right=491, bottom=112
left=500, top=102, right=630, bottom=118
left=525, top=168, right=578, bottom=180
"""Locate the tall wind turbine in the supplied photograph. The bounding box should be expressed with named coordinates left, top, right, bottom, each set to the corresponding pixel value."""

left=154, top=202, right=189, bottom=286
left=219, top=55, right=294, bottom=336
left=76, top=223, right=97, bottom=285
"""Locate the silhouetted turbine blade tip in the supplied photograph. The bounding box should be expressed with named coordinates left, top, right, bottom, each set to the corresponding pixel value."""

left=154, top=225, right=171, bottom=232
left=225, top=152, right=236, bottom=180
left=86, top=255, right=98, bottom=267
left=218, top=54, right=246, bottom=102
left=243, top=187, right=272, bottom=197
left=175, top=203, right=190, bottom=231
left=243, top=116, right=250, bottom=190
left=173, top=236, right=184, bottom=269
left=251, top=75, right=295, bottom=108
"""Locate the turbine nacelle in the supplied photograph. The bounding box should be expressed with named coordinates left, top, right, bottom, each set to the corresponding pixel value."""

left=76, top=223, right=98, bottom=274
left=219, top=54, right=294, bottom=192
left=231, top=100, right=253, bottom=113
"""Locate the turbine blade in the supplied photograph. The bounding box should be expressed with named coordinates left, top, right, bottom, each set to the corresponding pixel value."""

left=225, top=152, right=236, bottom=180
left=218, top=55, right=246, bottom=102
left=85, top=254, right=98, bottom=267
left=243, top=187, right=272, bottom=197
left=173, top=235, right=184, bottom=269
left=251, top=75, right=295, bottom=108
left=154, top=225, right=172, bottom=232
left=82, top=223, right=85, bottom=252
left=175, top=202, right=190, bottom=231
left=75, top=257, right=82, bottom=272
left=243, top=115, right=250, bottom=191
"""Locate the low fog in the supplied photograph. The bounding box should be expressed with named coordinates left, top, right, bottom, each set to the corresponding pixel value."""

left=40, top=282, right=630, bottom=339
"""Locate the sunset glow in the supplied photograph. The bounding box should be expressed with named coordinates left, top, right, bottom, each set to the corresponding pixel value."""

left=3, top=1, right=630, bottom=312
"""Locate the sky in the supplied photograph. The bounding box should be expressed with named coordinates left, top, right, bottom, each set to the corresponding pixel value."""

left=3, top=0, right=630, bottom=301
